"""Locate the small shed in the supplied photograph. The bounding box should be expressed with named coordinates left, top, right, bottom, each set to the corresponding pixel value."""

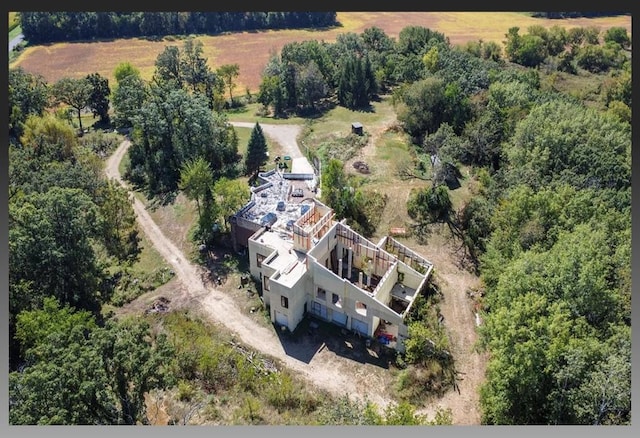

left=351, top=122, right=363, bottom=135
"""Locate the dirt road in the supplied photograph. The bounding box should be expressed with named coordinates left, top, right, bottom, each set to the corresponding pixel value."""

left=105, top=127, right=486, bottom=424
left=229, top=122, right=303, bottom=159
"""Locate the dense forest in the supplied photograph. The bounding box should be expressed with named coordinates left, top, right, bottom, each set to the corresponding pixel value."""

left=20, top=12, right=338, bottom=44
left=8, top=17, right=631, bottom=425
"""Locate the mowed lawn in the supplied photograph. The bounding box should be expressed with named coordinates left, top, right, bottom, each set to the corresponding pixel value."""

left=10, top=12, right=631, bottom=93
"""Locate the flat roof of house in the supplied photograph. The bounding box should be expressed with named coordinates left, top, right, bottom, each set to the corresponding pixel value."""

left=238, top=169, right=315, bottom=232
left=258, top=228, right=308, bottom=287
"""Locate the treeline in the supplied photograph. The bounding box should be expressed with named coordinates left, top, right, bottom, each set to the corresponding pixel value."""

left=531, top=12, right=629, bottom=19
left=20, top=12, right=338, bottom=44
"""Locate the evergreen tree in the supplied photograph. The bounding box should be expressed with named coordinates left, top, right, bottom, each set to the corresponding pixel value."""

left=244, top=122, right=268, bottom=177
left=337, top=55, right=376, bottom=109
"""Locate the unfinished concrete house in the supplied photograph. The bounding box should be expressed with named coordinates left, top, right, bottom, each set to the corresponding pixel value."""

left=230, top=168, right=433, bottom=353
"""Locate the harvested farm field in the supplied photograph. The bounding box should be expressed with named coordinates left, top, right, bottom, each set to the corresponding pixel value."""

left=11, top=12, right=631, bottom=93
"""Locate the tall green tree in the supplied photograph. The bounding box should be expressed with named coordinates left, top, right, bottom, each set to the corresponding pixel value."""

left=217, top=63, right=240, bottom=103
left=212, top=177, right=251, bottom=231
left=504, top=100, right=631, bottom=191
left=113, top=61, right=140, bottom=84
left=337, top=54, right=376, bottom=109
left=112, top=69, right=148, bottom=129
left=19, top=114, right=77, bottom=162
left=85, top=72, right=111, bottom=124
left=14, top=296, right=97, bottom=360
left=320, top=158, right=349, bottom=216
left=179, top=157, right=214, bottom=224
left=9, top=67, right=50, bottom=141
left=257, top=74, right=285, bottom=116
left=407, top=184, right=453, bottom=225
left=244, top=122, right=268, bottom=177
left=394, top=77, right=446, bottom=143
left=153, top=45, right=182, bottom=87
left=603, top=26, right=630, bottom=50
left=297, top=60, right=328, bottom=110
left=127, top=83, right=238, bottom=196
left=95, top=181, right=140, bottom=262
left=51, top=77, right=93, bottom=133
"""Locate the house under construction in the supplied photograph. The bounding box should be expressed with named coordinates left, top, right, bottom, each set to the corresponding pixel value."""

left=230, top=168, right=433, bottom=353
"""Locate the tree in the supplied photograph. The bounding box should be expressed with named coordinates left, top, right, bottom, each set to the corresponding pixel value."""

left=152, top=39, right=224, bottom=110
left=405, top=321, right=450, bottom=365
left=113, top=61, right=140, bottom=84
left=154, top=45, right=182, bottom=87
left=516, top=34, right=548, bottom=67
left=504, top=26, right=522, bottom=62
left=14, top=296, right=97, bottom=360
left=479, top=294, right=572, bottom=424
left=257, top=74, right=285, bottom=116
left=297, top=60, right=328, bottom=110
left=95, top=180, right=140, bottom=262
left=458, top=196, right=494, bottom=263
left=51, top=77, right=93, bottom=133
left=179, top=157, right=214, bottom=224
left=603, top=26, right=630, bottom=49
left=86, top=72, right=111, bottom=124
left=9, top=67, right=50, bottom=141
left=407, top=184, right=453, bottom=225
left=547, top=25, right=569, bottom=56
left=422, top=46, right=439, bottom=72
left=337, top=54, right=376, bottom=109
left=383, top=402, right=427, bottom=425
left=397, top=25, right=446, bottom=56
left=94, top=318, right=175, bottom=424
left=569, top=326, right=631, bottom=425
left=19, top=114, right=77, bottom=162
left=575, top=43, right=621, bottom=73
left=482, top=41, right=502, bottom=61
left=394, top=77, right=447, bottom=143
left=180, top=38, right=223, bottom=109
left=128, top=83, right=238, bottom=196
left=212, top=177, right=251, bottom=231
left=112, top=63, right=148, bottom=129
left=320, top=158, right=349, bottom=217
left=217, top=63, right=240, bottom=103
left=504, top=100, right=630, bottom=192
left=244, top=122, right=268, bottom=177
left=442, top=81, right=471, bottom=134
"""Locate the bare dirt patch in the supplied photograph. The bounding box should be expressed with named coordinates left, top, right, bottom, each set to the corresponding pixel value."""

left=411, top=230, right=487, bottom=425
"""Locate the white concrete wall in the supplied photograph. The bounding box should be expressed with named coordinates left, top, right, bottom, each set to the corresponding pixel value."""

left=374, top=263, right=399, bottom=306
left=397, top=263, right=424, bottom=289
left=248, top=231, right=276, bottom=280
